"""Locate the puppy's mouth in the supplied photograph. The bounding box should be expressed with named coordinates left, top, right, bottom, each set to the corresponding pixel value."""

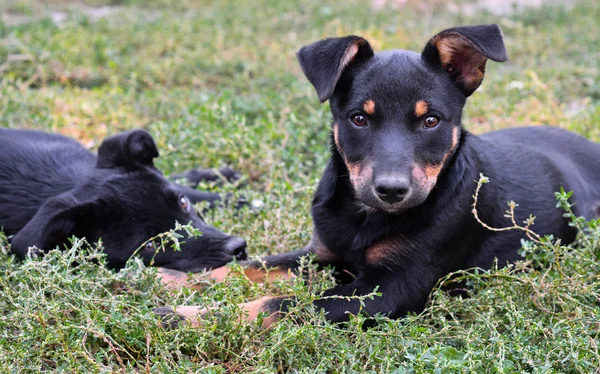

left=356, top=188, right=428, bottom=214
left=359, top=199, right=412, bottom=214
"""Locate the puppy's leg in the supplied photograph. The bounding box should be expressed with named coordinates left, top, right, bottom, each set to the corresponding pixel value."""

left=156, top=251, right=304, bottom=290
left=161, top=264, right=439, bottom=327
left=178, top=185, right=228, bottom=206
left=156, top=267, right=217, bottom=290
left=156, top=247, right=322, bottom=290
left=308, top=264, right=439, bottom=323
left=213, top=247, right=324, bottom=284
left=157, top=265, right=276, bottom=290
left=170, top=167, right=241, bottom=188
left=160, top=296, right=287, bottom=329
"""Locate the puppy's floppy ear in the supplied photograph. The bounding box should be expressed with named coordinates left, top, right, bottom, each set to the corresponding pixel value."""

left=422, top=24, right=508, bottom=97
left=297, top=36, right=374, bottom=102
left=97, top=129, right=159, bottom=169
left=10, top=195, right=98, bottom=260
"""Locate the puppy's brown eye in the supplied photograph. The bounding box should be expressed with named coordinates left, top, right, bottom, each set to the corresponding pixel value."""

left=143, top=241, right=155, bottom=252
left=350, top=113, right=367, bottom=127
left=424, top=115, right=440, bottom=128
left=179, top=196, right=189, bottom=211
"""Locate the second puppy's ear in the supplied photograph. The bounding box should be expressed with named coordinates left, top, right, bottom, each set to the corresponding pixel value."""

left=10, top=195, right=99, bottom=260
left=297, top=36, right=374, bottom=102
left=422, top=24, right=508, bottom=96
left=96, top=129, right=159, bottom=169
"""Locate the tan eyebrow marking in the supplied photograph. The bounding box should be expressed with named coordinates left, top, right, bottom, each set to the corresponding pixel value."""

left=362, top=99, right=376, bottom=115
left=415, top=100, right=429, bottom=117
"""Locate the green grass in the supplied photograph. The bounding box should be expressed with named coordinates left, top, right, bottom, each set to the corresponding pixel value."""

left=1, top=0, right=599, bottom=372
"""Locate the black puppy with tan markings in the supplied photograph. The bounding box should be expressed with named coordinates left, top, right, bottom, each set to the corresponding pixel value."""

left=1, top=128, right=247, bottom=272
left=157, top=24, right=600, bottom=327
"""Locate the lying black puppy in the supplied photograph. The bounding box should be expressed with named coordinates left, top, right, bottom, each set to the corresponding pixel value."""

left=0, top=128, right=247, bottom=271
left=157, top=24, right=600, bottom=328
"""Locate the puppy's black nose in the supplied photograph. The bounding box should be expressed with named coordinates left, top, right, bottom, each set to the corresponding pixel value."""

left=224, top=237, right=247, bottom=261
left=374, top=176, right=410, bottom=204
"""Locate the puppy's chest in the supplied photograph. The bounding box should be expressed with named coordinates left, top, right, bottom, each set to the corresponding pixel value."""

left=362, top=237, right=413, bottom=266
left=315, top=217, right=428, bottom=268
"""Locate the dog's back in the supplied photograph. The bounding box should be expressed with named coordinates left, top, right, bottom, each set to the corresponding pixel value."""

left=480, top=126, right=600, bottom=220
left=0, top=129, right=94, bottom=235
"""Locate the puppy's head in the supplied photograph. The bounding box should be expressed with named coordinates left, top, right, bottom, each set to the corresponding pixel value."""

left=11, top=129, right=246, bottom=271
left=298, top=25, right=507, bottom=213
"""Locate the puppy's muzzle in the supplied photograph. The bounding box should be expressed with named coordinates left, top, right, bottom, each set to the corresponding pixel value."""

left=224, top=237, right=247, bottom=261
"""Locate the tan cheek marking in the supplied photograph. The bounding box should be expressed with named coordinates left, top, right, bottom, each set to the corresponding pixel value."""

left=420, top=127, right=461, bottom=184
left=346, top=162, right=360, bottom=184
left=347, top=162, right=373, bottom=192
left=412, top=164, right=436, bottom=193
left=425, top=162, right=444, bottom=180
left=362, top=99, right=375, bottom=115
left=334, top=122, right=373, bottom=191
left=414, top=100, right=429, bottom=117
left=365, top=239, right=404, bottom=265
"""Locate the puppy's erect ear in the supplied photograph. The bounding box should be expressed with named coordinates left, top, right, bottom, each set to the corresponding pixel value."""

left=297, top=36, right=374, bottom=102
left=422, top=24, right=508, bottom=97
left=96, top=129, right=159, bottom=169
left=10, top=196, right=98, bottom=260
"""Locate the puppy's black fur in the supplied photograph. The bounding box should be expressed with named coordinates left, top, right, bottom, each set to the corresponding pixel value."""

left=0, top=128, right=247, bottom=271
left=240, top=25, right=600, bottom=323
